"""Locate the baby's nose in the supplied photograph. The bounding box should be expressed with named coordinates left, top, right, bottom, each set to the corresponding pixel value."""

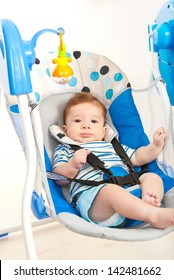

left=82, top=121, right=90, bottom=129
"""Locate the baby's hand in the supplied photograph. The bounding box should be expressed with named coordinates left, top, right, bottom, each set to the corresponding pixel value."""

left=153, top=127, right=167, bottom=149
left=71, top=149, right=91, bottom=170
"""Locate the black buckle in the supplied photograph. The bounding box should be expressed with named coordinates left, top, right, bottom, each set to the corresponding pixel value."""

left=100, top=167, right=118, bottom=184
left=102, top=167, right=141, bottom=186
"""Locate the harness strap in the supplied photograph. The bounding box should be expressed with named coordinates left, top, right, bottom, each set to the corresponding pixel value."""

left=70, top=139, right=148, bottom=187
left=111, top=138, right=148, bottom=183
left=68, top=170, right=146, bottom=187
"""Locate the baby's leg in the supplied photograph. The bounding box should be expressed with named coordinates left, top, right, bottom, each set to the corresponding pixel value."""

left=88, top=184, right=174, bottom=229
left=140, top=173, right=164, bottom=207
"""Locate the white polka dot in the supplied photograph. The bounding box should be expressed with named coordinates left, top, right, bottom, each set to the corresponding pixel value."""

left=92, top=82, right=102, bottom=93
left=87, top=59, right=97, bottom=69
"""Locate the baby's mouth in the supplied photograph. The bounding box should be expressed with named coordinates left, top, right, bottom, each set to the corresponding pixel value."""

left=80, top=133, right=92, bottom=138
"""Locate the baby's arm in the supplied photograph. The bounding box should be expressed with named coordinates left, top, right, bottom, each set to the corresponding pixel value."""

left=53, top=149, right=90, bottom=178
left=131, top=127, right=166, bottom=166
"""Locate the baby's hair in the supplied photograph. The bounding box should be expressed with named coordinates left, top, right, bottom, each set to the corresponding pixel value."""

left=63, top=92, right=107, bottom=124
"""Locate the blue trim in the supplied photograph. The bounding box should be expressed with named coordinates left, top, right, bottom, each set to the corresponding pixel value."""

left=0, top=35, right=5, bottom=58
left=1, top=19, right=32, bottom=95
left=31, top=191, right=49, bottom=219
left=0, top=232, right=9, bottom=238
left=9, top=104, right=20, bottom=114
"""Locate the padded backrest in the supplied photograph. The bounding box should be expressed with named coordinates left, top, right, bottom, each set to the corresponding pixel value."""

left=31, top=51, right=130, bottom=105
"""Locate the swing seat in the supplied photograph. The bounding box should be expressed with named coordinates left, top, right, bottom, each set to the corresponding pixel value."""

left=23, top=51, right=174, bottom=240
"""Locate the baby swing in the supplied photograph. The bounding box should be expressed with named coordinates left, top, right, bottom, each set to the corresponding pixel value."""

left=0, top=1, right=174, bottom=260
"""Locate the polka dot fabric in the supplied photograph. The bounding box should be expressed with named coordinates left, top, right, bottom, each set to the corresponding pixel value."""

left=29, top=50, right=130, bottom=109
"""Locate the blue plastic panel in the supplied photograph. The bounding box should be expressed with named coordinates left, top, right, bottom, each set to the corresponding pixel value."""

left=0, top=19, right=32, bottom=95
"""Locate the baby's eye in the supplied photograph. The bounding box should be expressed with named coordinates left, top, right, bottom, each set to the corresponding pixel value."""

left=91, top=119, right=98, bottom=123
left=74, top=119, right=81, bottom=123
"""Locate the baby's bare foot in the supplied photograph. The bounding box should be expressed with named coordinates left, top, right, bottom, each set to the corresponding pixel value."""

left=142, top=191, right=161, bottom=207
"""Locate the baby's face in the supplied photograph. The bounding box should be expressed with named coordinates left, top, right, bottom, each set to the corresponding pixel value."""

left=63, top=102, right=107, bottom=143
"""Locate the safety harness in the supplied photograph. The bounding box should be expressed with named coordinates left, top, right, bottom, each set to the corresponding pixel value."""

left=68, top=138, right=148, bottom=187
left=49, top=124, right=148, bottom=187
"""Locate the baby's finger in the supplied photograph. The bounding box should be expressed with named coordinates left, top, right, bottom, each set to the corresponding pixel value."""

left=86, top=149, right=91, bottom=155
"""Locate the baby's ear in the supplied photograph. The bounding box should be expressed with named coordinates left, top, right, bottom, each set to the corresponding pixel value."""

left=104, top=125, right=108, bottom=134
left=62, top=125, right=67, bottom=133
left=102, top=125, right=108, bottom=140
left=103, top=122, right=118, bottom=142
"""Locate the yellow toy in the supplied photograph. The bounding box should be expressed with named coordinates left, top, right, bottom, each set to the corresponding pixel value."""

left=52, top=30, right=73, bottom=84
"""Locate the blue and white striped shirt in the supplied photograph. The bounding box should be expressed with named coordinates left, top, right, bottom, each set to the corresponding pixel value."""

left=53, top=141, right=135, bottom=202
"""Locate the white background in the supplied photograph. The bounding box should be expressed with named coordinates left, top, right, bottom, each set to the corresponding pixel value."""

left=0, top=0, right=166, bottom=228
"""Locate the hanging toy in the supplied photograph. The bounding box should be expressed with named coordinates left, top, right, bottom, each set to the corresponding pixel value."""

left=52, top=29, right=73, bottom=84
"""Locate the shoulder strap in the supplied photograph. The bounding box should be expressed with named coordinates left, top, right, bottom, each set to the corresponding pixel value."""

left=111, top=138, right=135, bottom=172
left=111, top=138, right=148, bottom=181
left=70, top=144, right=105, bottom=170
